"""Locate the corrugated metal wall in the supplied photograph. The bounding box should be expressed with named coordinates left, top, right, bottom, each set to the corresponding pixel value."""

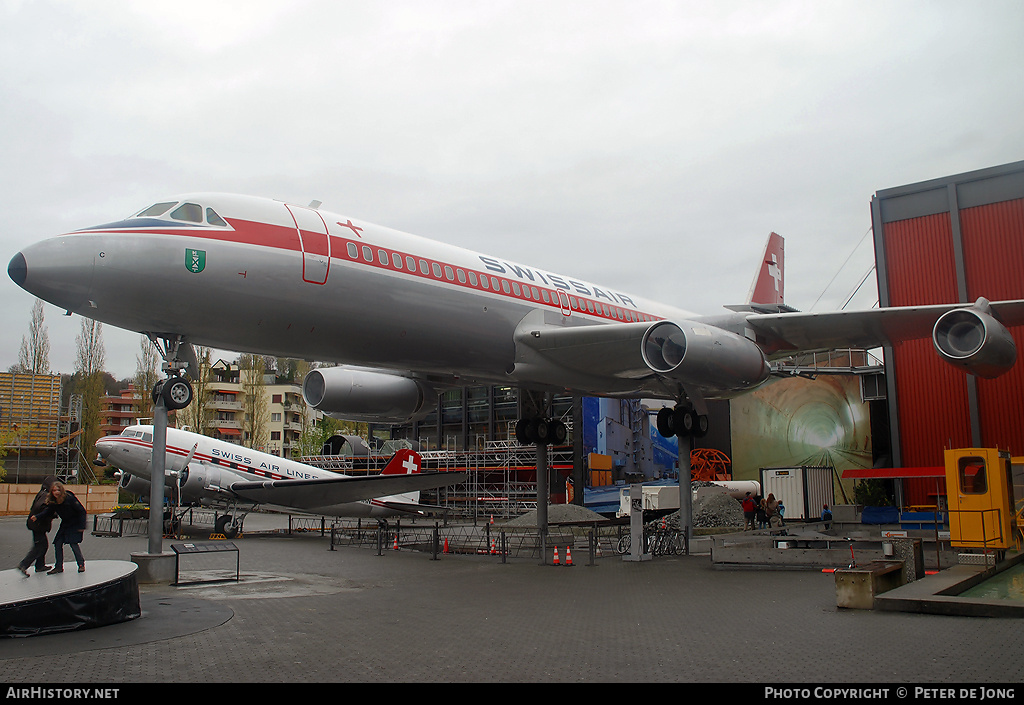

left=873, top=162, right=1024, bottom=506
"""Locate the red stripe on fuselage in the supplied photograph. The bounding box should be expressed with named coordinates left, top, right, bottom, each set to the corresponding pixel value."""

left=77, top=218, right=661, bottom=324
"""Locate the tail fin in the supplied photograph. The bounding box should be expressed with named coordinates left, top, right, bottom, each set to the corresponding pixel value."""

left=381, top=449, right=422, bottom=475
left=747, top=232, right=785, bottom=306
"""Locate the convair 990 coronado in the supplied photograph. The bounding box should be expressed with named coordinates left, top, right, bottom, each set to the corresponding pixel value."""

left=9, top=193, right=1024, bottom=443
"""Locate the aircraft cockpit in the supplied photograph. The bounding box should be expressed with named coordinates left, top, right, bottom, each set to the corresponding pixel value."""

left=131, top=200, right=228, bottom=227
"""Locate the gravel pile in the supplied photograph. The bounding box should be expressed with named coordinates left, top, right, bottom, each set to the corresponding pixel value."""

left=504, top=503, right=608, bottom=527
left=646, top=488, right=745, bottom=530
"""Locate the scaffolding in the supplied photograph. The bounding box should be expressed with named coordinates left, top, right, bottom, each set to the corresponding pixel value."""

left=301, top=420, right=576, bottom=520
left=0, top=373, right=83, bottom=483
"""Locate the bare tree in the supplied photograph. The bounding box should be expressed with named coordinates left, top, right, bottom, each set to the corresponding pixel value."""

left=74, top=318, right=106, bottom=463
left=17, top=299, right=50, bottom=374
left=177, top=346, right=213, bottom=434
left=133, top=336, right=160, bottom=423
left=239, top=353, right=268, bottom=451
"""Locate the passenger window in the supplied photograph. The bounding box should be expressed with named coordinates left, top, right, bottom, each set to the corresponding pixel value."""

left=406, top=256, right=416, bottom=271
left=362, top=246, right=373, bottom=262
left=170, top=203, right=203, bottom=223
left=206, top=208, right=227, bottom=227
left=347, top=242, right=358, bottom=258
left=136, top=202, right=177, bottom=218
left=469, top=272, right=478, bottom=286
left=444, top=266, right=454, bottom=281
left=419, top=260, right=429, bottom=275
left=457, top=269, right=466, bottom=283
left=394, top=255, right=403, bottom=270
left=432, top=263, right=442, bottom=278
left=379, top=250, right=389, bottom=266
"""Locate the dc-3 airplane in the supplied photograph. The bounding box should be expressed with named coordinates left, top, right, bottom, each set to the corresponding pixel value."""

left=9, top=193, right=1024, bottom=446
left=96, top=424, right=458, bottom=537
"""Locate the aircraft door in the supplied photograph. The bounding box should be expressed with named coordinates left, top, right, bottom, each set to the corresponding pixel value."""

left=286, top=204, right=331, bottom=284
left=557, top=289, right=572, bottom=317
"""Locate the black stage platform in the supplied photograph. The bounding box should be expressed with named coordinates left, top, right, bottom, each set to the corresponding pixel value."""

left=1, top=560, right=141, bottom=637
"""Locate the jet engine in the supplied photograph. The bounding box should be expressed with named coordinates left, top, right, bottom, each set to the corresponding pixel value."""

left=932, top=305, right=1017, bottom=379
left=303, top=366, right=436, bottom=424
left=641, top=320, right=771, bottom=394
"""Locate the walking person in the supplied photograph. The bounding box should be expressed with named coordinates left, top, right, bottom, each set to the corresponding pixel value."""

left=31, top=481, right=87, bottom=574
left=16, top=476, right=58, bottom=577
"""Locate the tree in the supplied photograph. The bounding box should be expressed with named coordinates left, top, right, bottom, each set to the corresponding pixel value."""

left=74, top=318, right=106, bottom=464
left=133, top=336, right=160, bottom=423
left=17, top=299, right=50, bottom=374
left=239, top=353, right=268, bottom=451
left=177, top=346, right=213, bottom=434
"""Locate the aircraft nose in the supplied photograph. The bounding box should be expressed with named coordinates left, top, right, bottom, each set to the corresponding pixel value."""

left=8, top=251, right=26, bottom=288
left=95, top=437, right=115, bottom=459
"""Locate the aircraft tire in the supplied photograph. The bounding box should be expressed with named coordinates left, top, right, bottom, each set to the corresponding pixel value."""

left=673, top=406, right=696, bottom=437
left=215, top=514, right=238, bottom=538
left=162, top=376, right=194, bottom=410
left=546, top=419, right=567, bottom=445
left=656, top=407, right=675, bottom=438
left=694, top=414, right=709, bottom=438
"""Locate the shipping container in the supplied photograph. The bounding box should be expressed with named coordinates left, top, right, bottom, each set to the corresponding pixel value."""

left=759, top=466, right=835, bottom=521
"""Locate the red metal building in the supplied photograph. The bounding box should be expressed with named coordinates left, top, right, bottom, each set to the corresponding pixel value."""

left=871, top=160, right=1024, bottom=505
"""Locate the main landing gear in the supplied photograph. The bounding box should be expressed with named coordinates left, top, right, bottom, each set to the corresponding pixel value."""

left=515, top=417, right=568, bottom=446
left=656, top=404, right=709, bottom=439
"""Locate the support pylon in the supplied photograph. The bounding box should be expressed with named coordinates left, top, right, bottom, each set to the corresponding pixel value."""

left=565, top=547, right=573, bottom=566
left=553, top=546, right=560, bottom=565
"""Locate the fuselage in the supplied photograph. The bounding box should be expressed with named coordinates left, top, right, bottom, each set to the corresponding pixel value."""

left=9, top=193, right=697, bottom=394
left=97, top=424, right=420, bottom=518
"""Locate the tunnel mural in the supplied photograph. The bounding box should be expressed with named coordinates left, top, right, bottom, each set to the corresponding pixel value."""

left=729, top=375, right=872, bottom=482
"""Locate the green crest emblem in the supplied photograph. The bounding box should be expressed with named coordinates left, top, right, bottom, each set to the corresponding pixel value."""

left=186, top=248, right=206, bottom=273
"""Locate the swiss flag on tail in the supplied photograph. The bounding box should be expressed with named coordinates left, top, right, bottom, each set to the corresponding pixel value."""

left=381, top=449, right=422, bottom=475
left=747, top=232, right=785, bottom=306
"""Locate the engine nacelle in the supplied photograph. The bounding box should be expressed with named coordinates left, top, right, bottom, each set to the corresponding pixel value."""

left=641, top=320, right=770, bottom=394
left=178, top=463, right=224, bottom=498
left=932, top=306, right=1017, bottom=379
left=118, top=471, right=151, bottom=497
left=303, top=366, right=436, bottom=424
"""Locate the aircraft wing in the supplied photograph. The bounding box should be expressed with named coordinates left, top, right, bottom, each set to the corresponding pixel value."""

left=746, top=299, right=1024, bottom=357
left=227, top=471, right=466, bottom=511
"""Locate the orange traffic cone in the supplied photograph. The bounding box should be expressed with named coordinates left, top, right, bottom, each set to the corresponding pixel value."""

left=393, top=535, right=399, bottom=550
left=443, top=537, right=449, bottom=553
left=490, top=538, right=496, bottom=554
left=553, top=547, right=560, bottom=565
left=565, top=547, right=573, bottom=566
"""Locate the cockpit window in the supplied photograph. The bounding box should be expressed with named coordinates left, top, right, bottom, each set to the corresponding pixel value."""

left=171, top=203, right=203, bottom=223
left=121, top=428, right=134, bottom=436
left=136, top=202, right=178, bottom=218
left=206, top=208, right=227, bottom=227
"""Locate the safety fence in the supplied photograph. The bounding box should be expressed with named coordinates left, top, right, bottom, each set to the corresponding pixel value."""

left=329, top=519, right=634, bottom=562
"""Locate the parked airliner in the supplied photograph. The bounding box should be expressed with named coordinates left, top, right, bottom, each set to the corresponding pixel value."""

left=97, top=424, right=463, bottom=537
left=9, top=193, right=1024, bottom=443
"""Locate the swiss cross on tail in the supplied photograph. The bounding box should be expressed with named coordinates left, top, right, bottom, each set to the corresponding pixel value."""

left=747, top=232, right=785, bottom=306
left=381, top=449, right=422, bottom=475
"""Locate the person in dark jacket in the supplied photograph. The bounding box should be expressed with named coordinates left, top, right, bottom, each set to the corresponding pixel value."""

left=16, top=475, right=58, bottom=577
left=32, top=481, right=87, bottom=574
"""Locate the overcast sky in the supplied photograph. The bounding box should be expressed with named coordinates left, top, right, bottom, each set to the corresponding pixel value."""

left=2, top=0, right=1022, bottom=380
